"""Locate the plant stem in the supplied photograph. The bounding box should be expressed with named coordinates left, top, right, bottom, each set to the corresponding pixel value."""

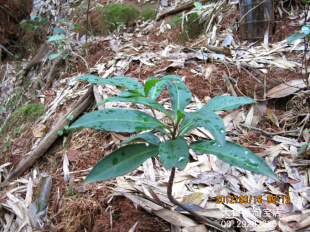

left=167, top=168, right=229, bottom=231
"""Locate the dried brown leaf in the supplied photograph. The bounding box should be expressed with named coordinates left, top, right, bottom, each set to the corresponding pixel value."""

left=266, top=79, right=307, bottom=98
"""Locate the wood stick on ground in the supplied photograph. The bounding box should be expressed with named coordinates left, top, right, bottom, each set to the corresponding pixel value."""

left=0, top=86, right=94, bottom=190
left=156, top=0, right=200, bottom=21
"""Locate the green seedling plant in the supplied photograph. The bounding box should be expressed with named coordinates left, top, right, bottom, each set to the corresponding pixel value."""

left=69, top=74, right=280, bottom=230
left=47, top=19, right=89, bottom=70
left=58, top=115, right=74, bottom=136
left=47, top=19, right=77, bottom=60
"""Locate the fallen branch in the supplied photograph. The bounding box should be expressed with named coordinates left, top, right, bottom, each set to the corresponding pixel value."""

left=239, top=123, right=301, bottom=137
left=156, top=0, right=198, bottom=21
left=0, top=86, right=94, bottom=190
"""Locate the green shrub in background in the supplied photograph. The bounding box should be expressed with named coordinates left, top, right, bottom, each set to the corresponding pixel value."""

left=94, top=3, right=157, bottom=35
left=100, top=4, right=140, bottom=32
left=141, top=5, right=158, bottom=21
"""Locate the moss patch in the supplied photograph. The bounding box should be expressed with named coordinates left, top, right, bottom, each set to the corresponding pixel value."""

left=0, top=103, right=45, bottom=138
left=91, top=3, right=158, bottom=35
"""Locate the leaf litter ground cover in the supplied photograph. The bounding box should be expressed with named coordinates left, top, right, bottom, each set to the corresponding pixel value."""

left=0, top=0, right=309, bottom=231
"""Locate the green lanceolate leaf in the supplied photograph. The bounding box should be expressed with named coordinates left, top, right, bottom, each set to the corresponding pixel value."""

left=287, top=33, right=307, bottom=45
left=68, top=24, right=75, bottom=29
left=180, top=110, right=226, bottom=145
left=159, top=137, right=189, bottom=170
left=53, top=27, right=66, bottom=35
left=47, top=34, right=67, bottom=41
left=69, top=109, right=167, bottom=133
left=204, top=96, right=256, bottom=112
left=80, top=4, right=88, bottom=9
left=74, top=74, right=125, bottom=86
left=58, top=19, right=70, bottom=23
left=148, top=80, right=168, bottom=100
left=118, top=90, right=143, bottom=98
left=144, top=77, right=165, bottom=97
left=96, top=96, right=173, bottom=121
left=83, top=144, right=159, bottom=184
left=74, top=75, right=144, bottom=95
left=122, top=132, right=161, bottom=145
left=189, top=140, right=280, bottom=182
left=166, top=81, right=192, bottom=123
left=112, top=76, right=144, bottom=95
left=49, top=53, right=61, bottom=60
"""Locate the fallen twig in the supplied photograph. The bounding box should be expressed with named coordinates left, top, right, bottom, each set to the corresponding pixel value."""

left=240, top=123, right=301, bottom=137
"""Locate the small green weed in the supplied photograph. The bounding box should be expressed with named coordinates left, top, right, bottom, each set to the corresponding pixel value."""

left=0, top=103, right=45, bottom=138
left=66, top=185, right=78, bottom=196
